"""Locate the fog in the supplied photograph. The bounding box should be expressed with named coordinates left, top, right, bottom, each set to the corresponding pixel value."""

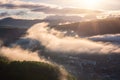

left=88, top=34, right=120, bottom=44
left=24, top=23, right=120, bottom=54
left=0, top=46, right=47, bottom=62
left=0, top=22, right=120, bottom=80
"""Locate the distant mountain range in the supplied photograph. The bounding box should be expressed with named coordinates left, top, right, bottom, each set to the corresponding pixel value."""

left=0, top=16, right=82, bottom=28
left=0, top=17, right=43, bottom=28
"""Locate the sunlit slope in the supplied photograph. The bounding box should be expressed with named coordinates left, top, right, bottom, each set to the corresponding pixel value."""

left=55, top=17, right=120, bottom=36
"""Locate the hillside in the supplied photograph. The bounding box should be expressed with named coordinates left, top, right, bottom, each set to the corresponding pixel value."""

left=55, top=17, right=120, bottom=36
left=0, top=56, right=75, bottom=80
left=0, top=27, right=27, bottom=46
left=0, top=17, right=81, bottom=28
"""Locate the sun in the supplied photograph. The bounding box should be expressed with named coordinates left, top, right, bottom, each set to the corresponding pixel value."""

left=82, top=0, right=101, bottom=9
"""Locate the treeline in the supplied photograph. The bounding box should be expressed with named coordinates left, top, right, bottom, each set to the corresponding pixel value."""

left=0, top=56, right=75, bottom=80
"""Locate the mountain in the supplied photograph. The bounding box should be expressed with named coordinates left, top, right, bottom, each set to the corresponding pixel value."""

left=45, top=15, right=82, bottom=25
left=0, top=17, right=82, bottom=28
left=0, top=17, right=43, bottom=45
left=0, top=17, right=43, bottom=28
left=54, top=17, right=120, bottom=36
left=0, top=27, right=27, bottom=46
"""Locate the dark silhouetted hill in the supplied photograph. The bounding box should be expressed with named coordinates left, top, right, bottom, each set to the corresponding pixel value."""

left=0, top=26, right=27, bottom=46
left=0, top=56, right=76, bottom=80
left=0, top=17, right=43, bottom=28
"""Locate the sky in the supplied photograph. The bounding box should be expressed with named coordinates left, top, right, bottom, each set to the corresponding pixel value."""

left=0, top=0, right=120, bottom=19
left=22, top=0, right=120, bottom=10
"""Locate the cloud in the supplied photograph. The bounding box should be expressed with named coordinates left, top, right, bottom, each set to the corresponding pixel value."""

left=15, top=11, right=26, bottom=15
left=1, top=22, right=120, bottom=79
left=0, top=46, right=48, bottom=62
left=0, top=46, right=75, bottom=80
left=0, top=12, right=10, bottom=17
left=0, top=11, right=26, bottom=18
left=0, top=0, right=56, bottom=9
left=22, top=23, right=120, bottom=54
left=32, top=8, right=102, bottom=14
left=44, top=15, right=83, bottom=25
left=0, top=0, right=102, bottom=15
left=99, top=0, right=120, bottom=10
left=88, top=34, right=120, bottom=44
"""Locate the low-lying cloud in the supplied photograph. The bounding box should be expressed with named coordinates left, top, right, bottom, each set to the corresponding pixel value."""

left=0, top=12, right=10, bottom=17
left=88, top=34, right=120, bottom=44
left=1, top=22, right=120, bottom=64
left=0, top=46, right=47, bottom=62
left=0, top=22, right=120, bottom=80
left=23, top=23, right=120, bottom=54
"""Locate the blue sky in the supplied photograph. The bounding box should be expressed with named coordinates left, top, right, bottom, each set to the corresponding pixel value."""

left=0, top=0, right=120, bottom=19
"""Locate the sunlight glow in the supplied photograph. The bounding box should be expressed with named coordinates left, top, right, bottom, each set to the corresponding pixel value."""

left=82, top=0, right=101, bottom=9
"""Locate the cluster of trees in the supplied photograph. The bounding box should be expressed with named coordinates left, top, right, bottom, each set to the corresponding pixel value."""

left=0, top=56, right=76, bottom=80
